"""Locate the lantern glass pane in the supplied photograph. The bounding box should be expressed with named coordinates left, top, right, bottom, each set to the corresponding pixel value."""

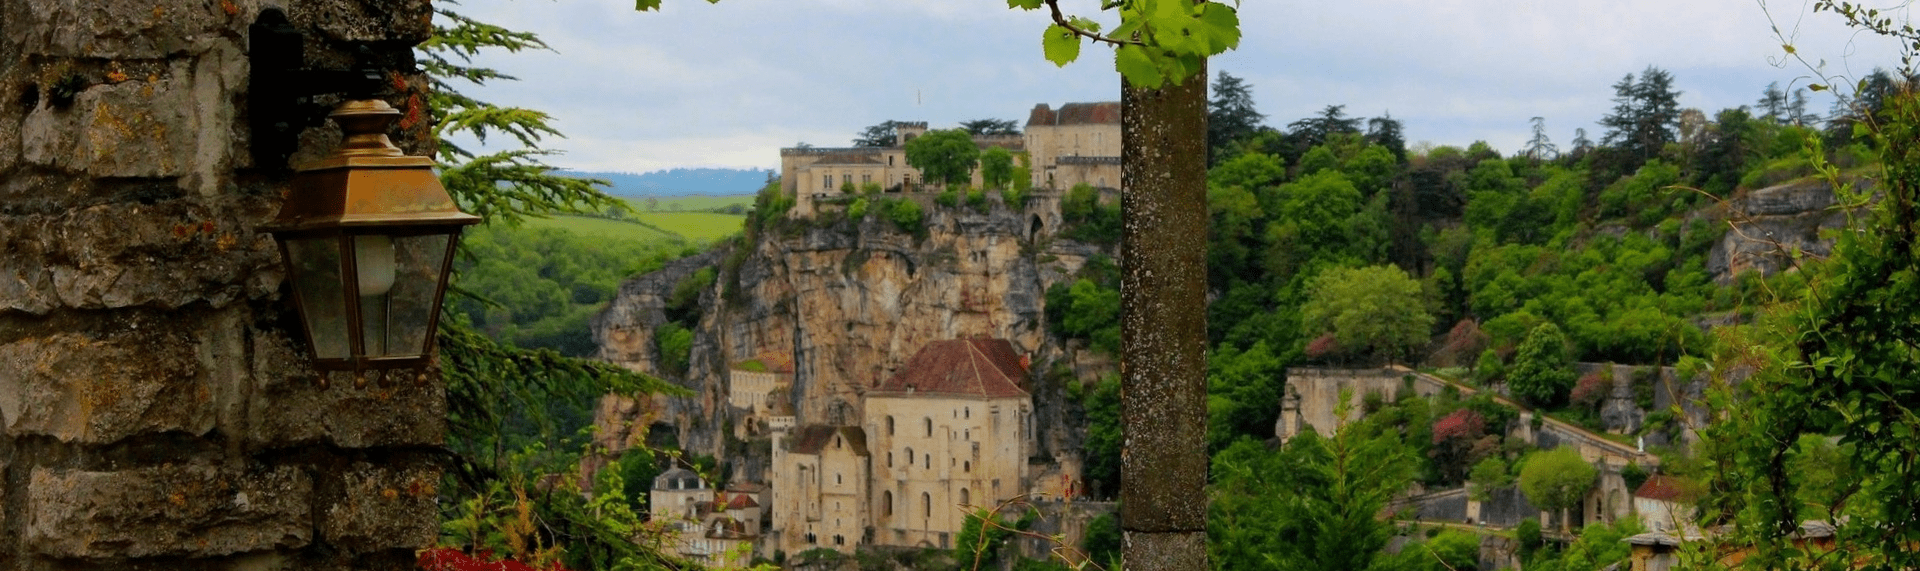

left=364, top=233, right=450, bottom=358
left=286, top=238, right=350, bottom=359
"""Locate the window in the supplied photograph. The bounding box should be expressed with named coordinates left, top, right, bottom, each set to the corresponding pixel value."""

left=960, top=488, right=970, bottom=506
left=843, top=174, right=852, bottom=185
left=905, top=447, right=914, bottom=468
left=862, top=174, right=872, bottom=183
left=922, top=492, right=932, bottom=519
left=836, top=473, right=842, bottom=485
left=964, top=407, right=970, bottom=419
left=835, top=535, right=845, bottom=546
left=886, top=416, right=895, bottom=435
left=924, top=418, right=933, bottom=437
left=887, top=452, right=894, bottom=467
left=822, top=174, right=832, bottom=189
left=883, top=491, right=893, bottom=516
left=964, top=461, right=971, bottom=473
left=924, top=453, right=931, bottom=469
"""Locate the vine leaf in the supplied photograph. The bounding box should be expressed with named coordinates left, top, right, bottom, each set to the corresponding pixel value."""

left=1043, top=24, right=1082, bottom=67
left=1116, top=44, right=1163, bottom=88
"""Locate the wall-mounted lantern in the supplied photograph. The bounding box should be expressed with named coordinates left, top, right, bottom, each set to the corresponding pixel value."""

left=265, top=99, right=478, bottom=388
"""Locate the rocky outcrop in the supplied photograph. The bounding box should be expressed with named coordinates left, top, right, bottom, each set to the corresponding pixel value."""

left=1707, top=180, right=1855, bottom=283
left=593, top=193, right=1109, bottom=469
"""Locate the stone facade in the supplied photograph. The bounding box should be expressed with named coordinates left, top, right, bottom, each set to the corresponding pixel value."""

left=651, top=468, right=764, bottom=569
left=779, top=102, right=1121, bottom=217
left=0, top=0, right=442, bottom=568
left=769, top=338, right=1034, bottom=555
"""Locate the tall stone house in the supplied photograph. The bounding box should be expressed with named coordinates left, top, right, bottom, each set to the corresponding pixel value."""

left=769, top=338, right=1034, bottom=555
left=651, top=467, right=766, bottom=569
left=779, top=101, right=1120, bottom=216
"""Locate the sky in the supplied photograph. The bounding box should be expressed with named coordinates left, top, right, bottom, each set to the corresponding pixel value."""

left=444, top=0, right=1911, bottom=174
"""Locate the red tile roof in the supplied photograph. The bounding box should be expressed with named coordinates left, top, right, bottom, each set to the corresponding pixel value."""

left=1026, top=102, right=1121, bottom=126
left=1635, top=475, right=1690, bottom=501
left=789, top=425, right=869, bottom=456
left=727, top=494, right=759, bottom=509
left=872, top=338, right=1029, bottom=398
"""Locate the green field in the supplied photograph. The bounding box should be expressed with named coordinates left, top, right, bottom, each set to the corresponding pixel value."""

left=631, top=212, right=746, bottom=243
left=622, top=195, right=754, bottom=213
left=521, top=215, right=682, bottom=244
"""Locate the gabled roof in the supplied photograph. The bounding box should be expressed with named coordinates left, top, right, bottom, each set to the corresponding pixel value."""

left=789, top=425, right=869, bottom=456
left=871, top=338, right=1029, bottom=399
left=727, top=494, right=760, bottom=509
left=1635, top=475, right=1690, bottom=501
left=1028, top=102, right=1121, bottom=127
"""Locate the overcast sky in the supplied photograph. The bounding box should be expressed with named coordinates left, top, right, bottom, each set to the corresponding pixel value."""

left=443, top=0, right=1909, bottom=174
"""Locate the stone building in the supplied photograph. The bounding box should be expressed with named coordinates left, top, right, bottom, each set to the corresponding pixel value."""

left=770, top=425, right=873, bottom=555
left=651, top=467, right=766, bottom=569
left=779, top=102, right=1121, bottom=216
left=768, top=338, right=1033, bottom=555
left=0, top=0, right=444, bottom=568
left=1023, top=102, right=1122, bottom=191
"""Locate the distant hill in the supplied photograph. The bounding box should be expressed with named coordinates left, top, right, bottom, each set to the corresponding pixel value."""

left=560, top=168, right=770, bottom=197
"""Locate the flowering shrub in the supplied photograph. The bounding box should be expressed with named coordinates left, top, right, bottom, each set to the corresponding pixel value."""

left=417, top=548, right=573, bottom=571
left=1304, top=333, right=1340, bottom=361
left=1431, top=408, right=1487, bottom=445
left=1570, top=372, right=1609, bottom=407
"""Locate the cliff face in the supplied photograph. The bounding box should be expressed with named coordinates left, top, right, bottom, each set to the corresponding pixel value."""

left=1707, top=180, right=1854, bottom=283
left=593, top=193, right=1110, bottom=472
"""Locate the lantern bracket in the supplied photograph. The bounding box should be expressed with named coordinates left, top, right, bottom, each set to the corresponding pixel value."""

left=248, top=8, right=418, bottom=169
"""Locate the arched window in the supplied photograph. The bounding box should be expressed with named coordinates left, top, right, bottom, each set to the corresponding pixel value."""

left=924, top=417, right=933, bottom=437
left=924, top=453, right=931, bottom=469
left=964, top=461, right=971, bottom=473
left=922, top=492, right=932, bottom=519
left=883, top=491, right=894, bottom=516
left=886, top=416, right=895, bottom=435
left=905, top=447, right=914, bottom=470
left=836, top=473, right=843, bottom=485
left=960, top=488, right=970, bottom=506
left=887, top=452, right=894, bottom=467
left=965, top=407, right=971, bottom=419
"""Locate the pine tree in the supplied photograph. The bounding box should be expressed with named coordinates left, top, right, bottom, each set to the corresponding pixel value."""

left=854, top=120, right=903, bottom=147
left=1367, top=112, right=1407, bottom=162
left=1598, top=66, right=1683, bottom=163
left=1757, top=81, right=1788, bottom=124
left=1523, top=116, right=1558, bottom=161
left=1208, top=71, right=1266, bottom=159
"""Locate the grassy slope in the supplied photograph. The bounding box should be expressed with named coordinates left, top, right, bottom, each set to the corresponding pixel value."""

left=621, top=195, right=753, bottom=212
left=631, top=212, right=746, bottom=243
left=521, top=215, right=682, bottom=244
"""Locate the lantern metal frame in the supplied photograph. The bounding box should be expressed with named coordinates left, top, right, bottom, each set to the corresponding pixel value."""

left=265, top=99, right=479, bottom=387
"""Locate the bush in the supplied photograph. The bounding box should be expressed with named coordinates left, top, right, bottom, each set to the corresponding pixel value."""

left=936, top=189, right=959, bottom=207
left=848, top=197, right=869, bottom=220
left=884, top=198, right=924, bottom=234
left=966, top=187, right=988, bottom=210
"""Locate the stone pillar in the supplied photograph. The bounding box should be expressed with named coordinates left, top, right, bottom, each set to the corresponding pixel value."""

left=0, top=0, right=442, bottom=569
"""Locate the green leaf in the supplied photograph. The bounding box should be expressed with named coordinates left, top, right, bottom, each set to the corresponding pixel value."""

left=1194, top=2, right=1243, bottom=53
left=1116, top=44, right=1164, bottom=88
left=1043, top=24, right=1082, bottom=67
left=1068, top=15, right=1103, bottom=34
left=1008, top=0, right=1044, bottom=10
left=635, top=0, right=662, bottom=10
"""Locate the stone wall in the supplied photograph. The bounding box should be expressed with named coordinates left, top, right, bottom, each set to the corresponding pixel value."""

left=0, top=1, right=442, bottom=568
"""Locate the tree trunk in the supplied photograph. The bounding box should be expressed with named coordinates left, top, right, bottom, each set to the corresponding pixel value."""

left=1118, top=65, right=1210, bottom=570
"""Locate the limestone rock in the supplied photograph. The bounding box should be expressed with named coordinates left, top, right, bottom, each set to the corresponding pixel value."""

left=321, top=462, right=440, bottom=552
left=0, top=328, right=212, bottom=444
left=27, top=464, right=312, bottom=559
left=1707, top=180, right=1854, bottom=283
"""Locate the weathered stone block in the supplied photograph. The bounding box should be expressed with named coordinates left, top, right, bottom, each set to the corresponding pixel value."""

left=322, top=462, right=438, bottom=552
left=245, top=330, right=446, bottom=449
left=17, top=0, right=233, bottom=59
left=0, top=330, right=213, bottom=444
left=0, top=200, right=281, bottom=314
left=27, top=464, right=312, bottom=559
left=289, top=0, right=432, bottom=45
left=79, top=62, right=199, bottom=178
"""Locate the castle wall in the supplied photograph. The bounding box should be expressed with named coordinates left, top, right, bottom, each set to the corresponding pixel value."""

left=863, top=394, right=1032, bottom=549
left=0, top=1, right=441, bottom=568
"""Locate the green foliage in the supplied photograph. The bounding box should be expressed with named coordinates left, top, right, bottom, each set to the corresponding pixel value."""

left=452, top=225, right=694, bottom=357
left=883, top=198, right=925, bottom=234
left=981, top=146, right=1015, bottom=189
left=1525, top=518, right=1643, bottom=571
left=936, top=188, right=960, bottom=207
left=1508, top=323, right=1576, bottom=408
left=966, top=186, right=989, bottom=211
left=1082, top=512, right=1122, bottom=569
left=1209, top=71, right=1267, bottom=160
left=953, top=507, right=1036, bottom=568
left=1300, top=264, right=1435, bottom=364
left=655, top=322, right=693, bottom=377
left=903, top=129, right=981, bottom=187
left=848, top=197, right=870, bottom=220
left=1516, top=518, right=1543, bottom=554
left=1518, top=446, right=1597, bottom=516
left=1210, top=401, right=1416, bottom=571
left=1047, top=279, right=1121, bottom=354
left=1470, top=456, right=1512, bottom=501
left=1023, top=0, right=1240, bottom=88
left=1081, top=374, right=1122, bottom=497
left=1061, top=183, right=1121, bottom=243
left=1206, top=341, right=1286, bottom=452
left=1378, top=529, right=1482, bottom=571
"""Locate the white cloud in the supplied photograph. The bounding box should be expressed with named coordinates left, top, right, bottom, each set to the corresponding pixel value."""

left=440, top=0, right=1912, bottom=172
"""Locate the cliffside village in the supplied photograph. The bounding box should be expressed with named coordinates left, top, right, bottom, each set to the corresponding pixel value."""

left=645, top=102, right=1120, bottom=567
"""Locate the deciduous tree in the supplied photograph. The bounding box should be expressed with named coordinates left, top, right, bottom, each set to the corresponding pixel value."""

left=1508, top=322, right=1576, bottom=408
left=1300, top=264, right=1434, bottom=365
left=1519, top=446, right=1598, bottom=532
left=903, top=128, right=981, bottom=187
